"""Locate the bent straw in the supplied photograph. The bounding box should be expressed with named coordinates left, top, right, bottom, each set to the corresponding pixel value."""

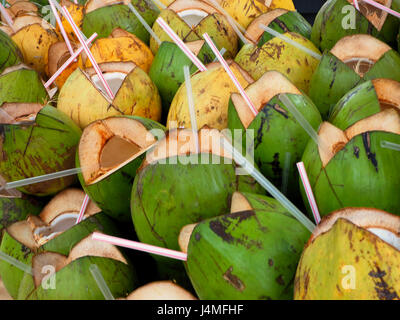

left=220, top=137, right=316, bottom=232
left=0, top=168, right=81, bottom=191
left=183, top=65, right=199, bottom=153
left=297, top=162, right=321, bottom=224
left=49, top=0, right=74, bottom=56
left=89, top=264, right=115, bottom=300
left=203, top=33, right=258, bottom=116
left=381, top=140, right=400, bottom=151
left=353, top=0, right=360, bottom=10
left=156, top=17, right=207, bottom=72
left=62, top=6, right=114, bottom=100
left=281, top=152, right=291, bottom=195
left=0, top=2, right=15, bottom=32
left=92, top=233, right=188, bottom=261
left=259, top=24, right=322, bottom=60
left=0, top=252, right=32, bottom=275
left=75, top=194, right=90, bottom=224
left=127, top=3, right=161, bottom=45
left=45, top=33, right=97, bottom=88
left=362, top=0, right=400, bottom=19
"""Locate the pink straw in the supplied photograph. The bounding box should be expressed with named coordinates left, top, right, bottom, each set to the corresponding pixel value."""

left=297, top=162, right=321, bottom=224
left=353, top=0, right=360, bottom=10
left=92, top=232, right=188, bottom=261
left=0, top=2, right=15, bottom=32
left=49, top=0, right=74, bottom=57
left=75, top=194, right=89, bottom=224
left=362, top=0, right=400, bottom=19
left=156, top=17, right=207, bottom=72
left=44, top=33, right=97, bottom=88
left=62, top=6, right=115, bottom=100
left=203, top=33, right=258, bottom=116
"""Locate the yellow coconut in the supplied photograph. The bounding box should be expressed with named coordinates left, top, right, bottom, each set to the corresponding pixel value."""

left=57, top=62, right=161, bottom=128
left=167, top=61, right=253, bottom=130
left=59, top=0, right=84, bottom=42
left=84, top=28, right=154, bottom=73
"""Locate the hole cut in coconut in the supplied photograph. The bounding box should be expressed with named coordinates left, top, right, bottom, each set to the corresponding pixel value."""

left=177, top=9, right=209, bottom=27
left=91, top=72, right=126, bottom=98
left=169, top=0, right=218, bottom=28
left=0, top=103, right=42, bottom=124
left=344, top=58, right=375, bottom=77
left=100, top=136, right=142, bottom=169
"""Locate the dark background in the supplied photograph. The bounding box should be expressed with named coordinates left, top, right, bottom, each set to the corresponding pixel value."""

left=294, top=0, right=326, bottom=23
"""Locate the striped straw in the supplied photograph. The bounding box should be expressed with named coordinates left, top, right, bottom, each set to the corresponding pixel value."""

left=0, top=2, right=14, bottom=32
left=297, top=162, right=321, bottom=224
left=203, top=33, right=258, bottom=116
left=156, top=17, right=207, bottom=72
left=183, top=65, right=199, bottom=153
left=353, top=0, right=360, bottom=10
left=45, top=33, right=97, bottom=88
left=362, top=0, right=400, bottom=19
left=74, top=0, right=78, bottom=4
left=127, top=3, right=161, bottom=45
left=49, top=0, right=74, bottom=56
left=92, top=232, right=188, bottom=261
left=75, top=193, right=90, bottom=224
left=62, top=6, right=114, bottom=100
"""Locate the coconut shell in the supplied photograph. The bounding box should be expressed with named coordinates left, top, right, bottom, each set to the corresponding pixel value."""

left=0, top=29, right=22, bottom=73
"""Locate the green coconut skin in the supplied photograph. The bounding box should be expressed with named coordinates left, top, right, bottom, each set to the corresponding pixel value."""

left=308, top=50, right=400, bottom=119
left=311, top=0, right=400, bottom=52
left=149, top=41, right=215, bottom=117
left=301, top=131, right=400, bottom=217
left=131, top=154, right=263, bottom=284
left=77, top=116, right=165, bottom=223
left=82, top=1, right=159, bottom=44
left=0, top=106, right=82, bottom=196
left=228, top=93, right=322, bottom=204
left=0, top=30, right=22, bottom=74
left=186, top=192, right=310, bottom=300
left=0, top=68, right=48, bottom=106
left=258, top=11, right=312, bottom=47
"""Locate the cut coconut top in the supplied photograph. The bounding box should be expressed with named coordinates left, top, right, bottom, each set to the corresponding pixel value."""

left=85, top=0, right=130, bottom=14
left=141, top=128, right=233, bottom=168
left=0, top=25, right=12, bottom=36
left=186, top=39, right=206, bottom=56
left=79, top=116, right=158, bottom=185
left=1, top=63, right=32, bottom=76
left=48, top=42, right=78, bottom=77
left=330, top=34, right=391, bottom=77
left=346, top=0, right=391, bottom=31
left=0, top=103, right=42, bottom=124
left=169, top=0, right=219, bottom=28
left=178, top=223, right=198, bottom=254
left=7, top=2, right=38, bottom=18
left=0, top=175, right=22, bottom=198
left=231, top=71, right=301, bottom=128
left=319, top=108, right=400, bottom=166
left=32, top=252, right=67, bottom=287
left=230, top=191, right=253, bottom=213
left=310, top=207, right=400, bottom=251
left=123, top=281, right=197, bottom=300
left=11, top=15, right=55, bottom=34
left=244, top=9, right=288, bottom=43
left=372, top=78, right=400, bottom=111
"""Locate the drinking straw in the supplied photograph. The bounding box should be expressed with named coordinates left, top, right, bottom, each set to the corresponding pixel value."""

left=92, top=233, right=188, bottom=261
left=362, top=0, right=400, bottom=19
left=259, top=24, right=322, bottom=60
left=0, top=168, right=81, bottom=191
left=149, top=0, right=166, bottom=9
left=183, top=65, right=199, bottom=154
left=281, top=152, right=291, bottom=195
left=49, top=0, right=74, bottom=56
left=156, top=17, right=207, bottom=72
left=89, top=264, right=115, bottom=300
left=353, top=0, right=360, bottom=10
left=297, top=162, right=321, bottom=224
left=127, top=3, right=161, bottom=45
left=62, top=6, right=114, bottom=100
left=220, top=136, right=316, bottom=232
left=203, top=33, right=258, bottom=116
left=75, top=194, right=89, bottom=225
left=74, top=0, right=78, bottom=4
left=44, top=33, right=97, bottom=88
left=213, top=47, right=226, bottom=62
left=0, top=2, right=15, bottom=32
left=0, top=252, right=32, bottom=275
left=381, top=140, right=400, bottom=151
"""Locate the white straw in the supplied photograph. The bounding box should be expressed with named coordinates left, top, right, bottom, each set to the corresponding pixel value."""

left=49, top=0, right=74, bottom=57
left=127, top=3, right=161, bottom=45
left=0, top=251, right=32, bottom=275
left=183, top=65, right=199, bottom=154
left=381, top=140, right=400, bottom=151
left=259, top=24, right=322, bottom=60
left=75, top=194, right=90, bottom=224
left=89, top=264, right=115, bottom=300
left=203, top=33, right=258, bottom=116
left=281, top=152, right=291, bottom=195
left=220, top=136, right=316, bottom=232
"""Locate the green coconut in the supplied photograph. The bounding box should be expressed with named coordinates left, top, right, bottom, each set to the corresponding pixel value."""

left=0, top=30, right=22, bottom=74
left=82, top=0, right=159, bottom=43
left=77, top=115, right=165, bottom=222
left=0, top=105, right=81, bottom=196
left=311, top=0, right=399, bottom=52
left=309, top=34, right=400, bottom=118
left=234, top=32, right=320, bottom=93
left=149, top=40, right=216, bottom=117
left=179, top=191, right=310, bottom=300
left=0, top=188, right=134, bottom=299
left=131, top=128, right=264, bottom=285
left=150, top=0, right=238, bottom=57
left=228, top=71, right=322, bottom=204
left=301, top=110, right=400, bottom=218
left=244, top=9, right=312, bottom=47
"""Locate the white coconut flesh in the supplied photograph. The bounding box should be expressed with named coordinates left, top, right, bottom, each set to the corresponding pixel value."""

left=178, top=9, right=208, bottom=27
left=91, top=72, right=126, bottom=99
